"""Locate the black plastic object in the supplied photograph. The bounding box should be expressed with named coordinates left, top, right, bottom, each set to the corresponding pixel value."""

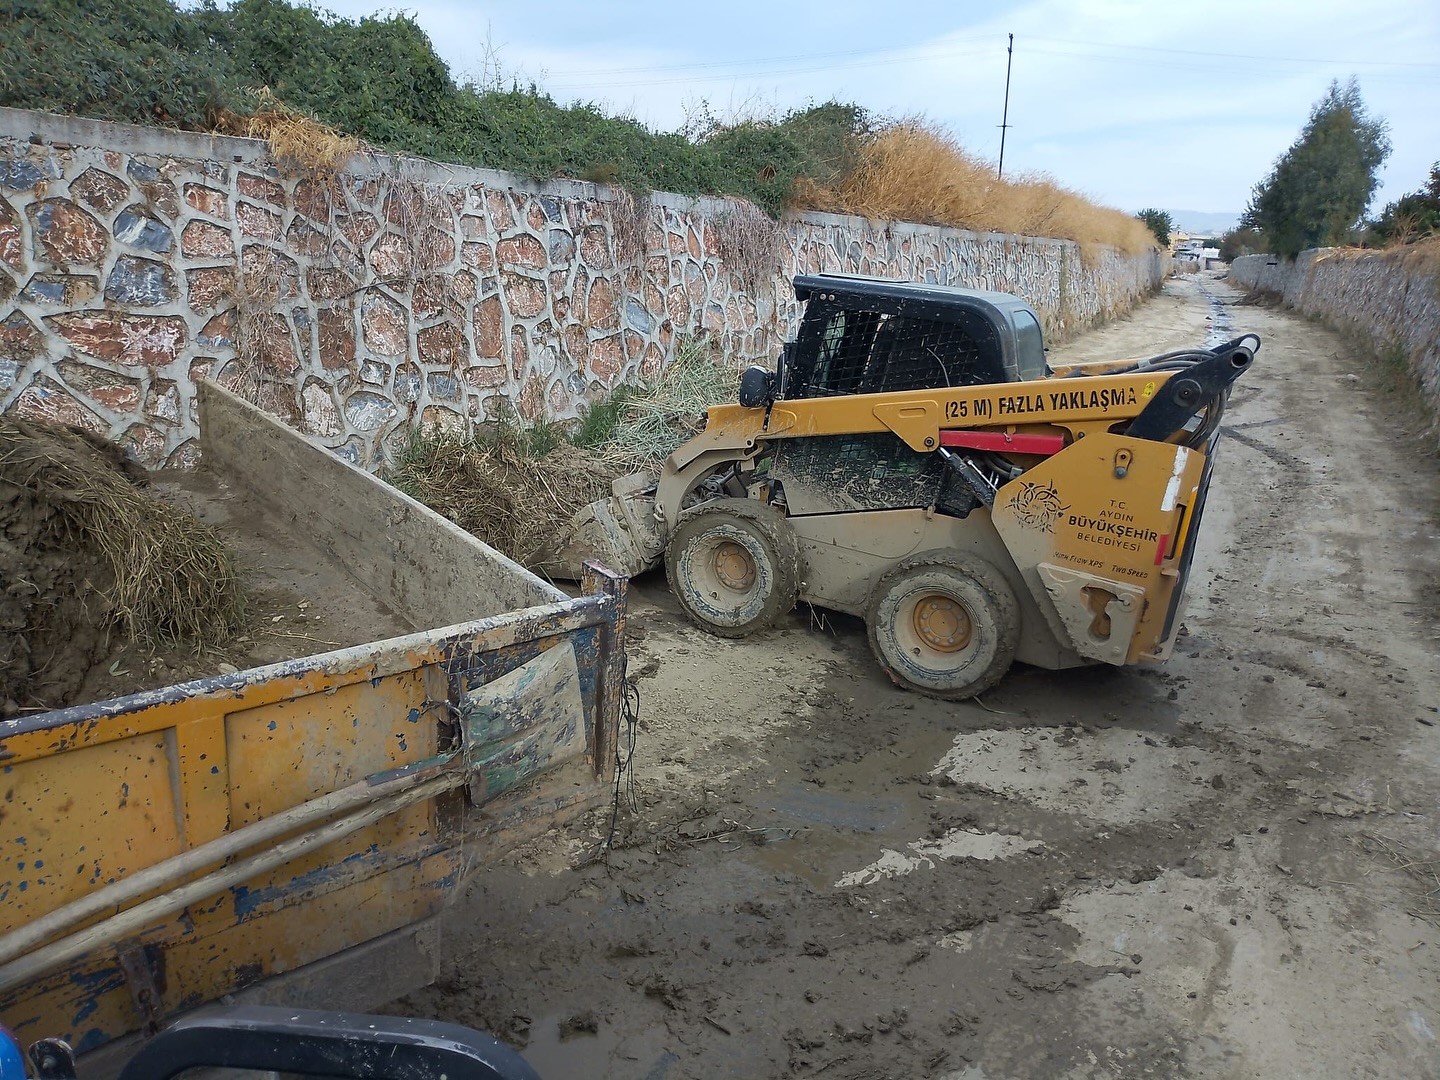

left=775, top=341, right=794, bottom=399
left=27, top=1039, right=76, bottom=1079
left=113, top=1005, right=540, bottom=1080
left=1125, top=342, right=1256, bottom=443
left=738, top=365, right=776, bottom=408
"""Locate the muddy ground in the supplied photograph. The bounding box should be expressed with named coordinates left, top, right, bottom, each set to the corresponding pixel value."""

left=394, top=274, right=1440, bottom=1079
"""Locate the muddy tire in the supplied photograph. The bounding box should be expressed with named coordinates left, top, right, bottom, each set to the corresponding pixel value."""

left=665, top=498, right=800, bottom=638
left=866, top=551, right=1020, bottom=700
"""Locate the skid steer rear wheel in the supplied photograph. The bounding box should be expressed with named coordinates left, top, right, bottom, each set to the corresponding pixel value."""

left=866, top=552, right=1020, bottom=700
left=665, top=498, right=799, bottom=638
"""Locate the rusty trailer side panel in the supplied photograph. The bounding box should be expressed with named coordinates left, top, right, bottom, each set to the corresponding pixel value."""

left=0, top=385, right=627, bottom=1060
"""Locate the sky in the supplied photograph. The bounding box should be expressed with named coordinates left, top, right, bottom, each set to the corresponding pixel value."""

left=313, top=0, right=1440, bottom=224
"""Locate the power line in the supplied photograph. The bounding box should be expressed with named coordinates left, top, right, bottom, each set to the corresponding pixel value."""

left=545, top=43, right=994, bottom=93
left=540, top=32, right=1440, bottom=94
left=535, top=39, right=962, bottom=79
left=536, top=31, right=1440, bottom=102
left=1021, top=42, right=1440, bottom=84
left=1025, top=34, right=1440, bottom=70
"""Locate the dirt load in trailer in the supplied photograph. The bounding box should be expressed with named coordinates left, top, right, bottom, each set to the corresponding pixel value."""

left=0, top=381, right=627, bottom=1070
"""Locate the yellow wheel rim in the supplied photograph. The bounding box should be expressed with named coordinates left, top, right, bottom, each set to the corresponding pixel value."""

left=912, top=594, right=972, bottom=653
left=713, top=540, right=756, bottom=591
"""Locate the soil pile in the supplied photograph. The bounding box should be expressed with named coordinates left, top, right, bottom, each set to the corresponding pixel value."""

left=0, top=419, right=244, bottom=716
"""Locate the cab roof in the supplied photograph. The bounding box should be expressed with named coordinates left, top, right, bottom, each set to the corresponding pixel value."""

left=792, top=274, right=1037, bottom=321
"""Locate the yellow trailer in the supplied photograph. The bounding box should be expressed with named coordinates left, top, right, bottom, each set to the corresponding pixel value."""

left=0, top=383, right=626, bottom=1070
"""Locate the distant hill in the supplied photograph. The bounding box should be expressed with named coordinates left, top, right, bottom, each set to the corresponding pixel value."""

left=1164, top=209, right=1240, bottom=236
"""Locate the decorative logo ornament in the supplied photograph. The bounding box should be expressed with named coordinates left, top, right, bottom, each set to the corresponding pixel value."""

left=1007, top=479, right=1069, bottom=533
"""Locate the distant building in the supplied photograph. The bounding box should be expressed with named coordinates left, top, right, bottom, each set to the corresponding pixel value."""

left=1171, top=233, right=1223, bottom=270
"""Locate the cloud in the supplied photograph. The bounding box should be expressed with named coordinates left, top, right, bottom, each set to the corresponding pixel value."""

left=310, top=0, right=1440, bottom=214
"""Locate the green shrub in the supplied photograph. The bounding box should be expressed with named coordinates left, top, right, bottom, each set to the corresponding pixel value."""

left=1243, top=79, right=1390, bottom=258
left=1369, top=163, right=1440, bottom=245
left=1135, top=209, right=1173, bottom=247
left=570, top=385, right=642, bottom=450
left=0, top=0, right=238, bottom=128
left=0, top=0, right=870, bottom=215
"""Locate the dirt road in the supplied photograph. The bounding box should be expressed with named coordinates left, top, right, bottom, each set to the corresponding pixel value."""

left=396, top=274, right=1440, bottom=1078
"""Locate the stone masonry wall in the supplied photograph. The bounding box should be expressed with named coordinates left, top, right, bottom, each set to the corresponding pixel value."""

left=0, top=107, right=1164, bottom=468
left=1231, top=249, right=1440, bottom=437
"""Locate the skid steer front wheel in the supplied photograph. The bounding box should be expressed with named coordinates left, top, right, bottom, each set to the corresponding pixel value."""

left=866, top=552, right=1020, bottom=700
left=665, top=499, right=799, bottom=638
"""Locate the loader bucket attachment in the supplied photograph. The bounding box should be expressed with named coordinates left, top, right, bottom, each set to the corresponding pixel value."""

left=992, top=433, right=1210, bottom=666
left=531, top=472, right=665, bottom=581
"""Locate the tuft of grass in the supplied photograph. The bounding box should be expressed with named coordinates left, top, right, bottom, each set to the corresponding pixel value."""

left=517, top=419, right=565, bottom=458
left=222, top=87, right=361, bottom=179
left=820, top=124, right=994, bottom=227
left=592, top=335, right=739, bottom=471
left=384, top=335, right=739, bottom=565
left=386, top=421, right=615, bottom=566
left=571, top=383, right=643, bottom=450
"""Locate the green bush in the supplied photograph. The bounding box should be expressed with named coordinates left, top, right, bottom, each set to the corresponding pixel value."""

left=1218, top=226, right=1266, bottom=262
left=1134, top=208, right=1173, bottom=247
left=1243, top=79, right=1390, bottom=258
left=0, top=0, right=870, bottom=216
left=1369, top=163, right=1440, bottom=245
left=0, top=0, right=238, bottom=128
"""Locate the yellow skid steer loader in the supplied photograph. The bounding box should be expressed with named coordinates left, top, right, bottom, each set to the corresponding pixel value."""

left=545, top=274, right=1256, bottom=699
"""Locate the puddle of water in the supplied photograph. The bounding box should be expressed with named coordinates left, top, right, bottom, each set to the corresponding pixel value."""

left=520, top=1011, right=676, bottom=1080
left=750, top=821, right=892, bottom=891
left=748, top=724, right=955, bottom=888
left=766, top=787, right=906, bottom=832
left=835, top=829, right=1044, bottom=887
left=1198, top=280, right=1235, bottom=349
left=836, top=846, right=922, bottom=887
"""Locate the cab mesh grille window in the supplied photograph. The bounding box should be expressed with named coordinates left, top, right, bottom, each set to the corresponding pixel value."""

left=794, top=311, right=993, bottom=397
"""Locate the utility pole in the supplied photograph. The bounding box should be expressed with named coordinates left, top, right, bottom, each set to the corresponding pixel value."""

left=997, top=33, right=1014, bottom=179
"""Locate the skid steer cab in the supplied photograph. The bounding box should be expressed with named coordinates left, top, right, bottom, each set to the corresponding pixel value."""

left=553, top=273, right=1257, bottom=700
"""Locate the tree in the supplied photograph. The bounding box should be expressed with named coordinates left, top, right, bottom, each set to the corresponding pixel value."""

left=1218, top=226, right=1265, bottom=262
left=1135, top=208, right=1173, bottom=247
left=1243, top=78, right=1390, bottom=258
left=1370, top=162, right=1440, bottom=245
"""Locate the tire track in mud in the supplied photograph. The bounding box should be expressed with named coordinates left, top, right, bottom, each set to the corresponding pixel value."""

left=1217, top=426, right=1306, bottom=471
